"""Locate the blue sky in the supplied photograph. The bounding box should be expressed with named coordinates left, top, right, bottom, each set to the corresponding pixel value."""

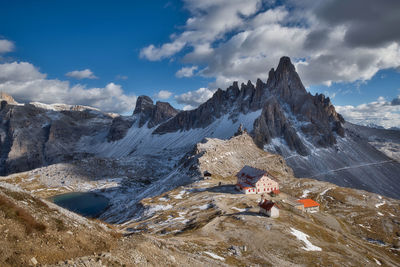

left=0, top=0, right=399, bottom=127
left=0, top=0, right=211, bottom=98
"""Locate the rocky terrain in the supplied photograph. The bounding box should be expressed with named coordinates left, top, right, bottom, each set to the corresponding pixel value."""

left=2, top=132, right=400, bottom=266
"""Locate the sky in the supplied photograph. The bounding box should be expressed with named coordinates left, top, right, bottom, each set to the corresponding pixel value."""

left=0, top=0, right=399, bottom=128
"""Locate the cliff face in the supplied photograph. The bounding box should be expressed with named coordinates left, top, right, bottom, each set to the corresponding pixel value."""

left=133, top=96, right=178, bottom=128
left=0, top=100, right=113, bottom=175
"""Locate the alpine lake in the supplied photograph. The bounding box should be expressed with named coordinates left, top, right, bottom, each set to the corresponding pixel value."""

left=49, top=192, right=109, bottom=218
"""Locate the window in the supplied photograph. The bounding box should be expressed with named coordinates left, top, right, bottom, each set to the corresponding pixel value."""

left=258, top=189, right=260, bottom=192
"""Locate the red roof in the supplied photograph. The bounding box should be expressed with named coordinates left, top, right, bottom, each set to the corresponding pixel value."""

left=297, top=199, right=320, bottom=208
left=236, top=183, right=255, bottom=190
left=259, top=200, right=279, bottom=211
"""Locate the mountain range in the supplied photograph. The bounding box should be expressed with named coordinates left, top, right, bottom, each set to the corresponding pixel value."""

left=0, top=56, right=399, bottom=199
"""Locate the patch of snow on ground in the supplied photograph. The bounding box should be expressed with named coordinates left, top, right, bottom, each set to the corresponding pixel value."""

left=204, top=252, right=225, bottom=261
left=231, top=207, right=246, bottom=212
left=174, top=190, right=186, bottom=199
left=377, top=212, right=384, bottom=216
left=290, top=228, right=322, bottom=251
left=144, top=204, right=172, bottom=217
left=195, top=204, right=211, bottom=210
left=374, top=258, right=382, bottom=265
left=320, top=188, right=332, bottom=196
left=301, top=190, right=310, bottom=198
left=375, top=201, right=385, bottom=208
left=358, top=224, right=371, bottom=229
left=158, top=197, right=168, bottom=201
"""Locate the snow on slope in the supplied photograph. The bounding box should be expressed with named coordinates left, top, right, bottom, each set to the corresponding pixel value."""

left=78, top=110, right=262, bottom=158
left=264, top=132, right=400, bottom=198
left=29, top=102, right=101, bottom=112
left=290, top=228, right=322, bottom=251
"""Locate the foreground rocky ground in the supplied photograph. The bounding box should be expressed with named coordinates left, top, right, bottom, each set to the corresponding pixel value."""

left=1, top=134, right=400, bottom=266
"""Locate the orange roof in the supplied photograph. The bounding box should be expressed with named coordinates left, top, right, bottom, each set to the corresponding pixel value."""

left=297, top=199, right=320, bottom=208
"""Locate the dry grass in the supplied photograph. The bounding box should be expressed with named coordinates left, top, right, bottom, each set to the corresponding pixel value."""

left=0, top=194, right=47, bottom=234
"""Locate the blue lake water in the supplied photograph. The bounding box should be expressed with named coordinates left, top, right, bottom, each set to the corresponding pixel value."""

left=50, top=192, right=109, bottom=218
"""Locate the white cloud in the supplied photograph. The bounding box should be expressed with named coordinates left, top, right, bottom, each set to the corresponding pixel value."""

left=0, top=39, right=15, bottom=54
left=175, top=87, right=215, bottom=108
left=139, top=0, right=260, bottom=62
left=0, top=61, right=45, bottom=82
left=336, top=97, right=400, bottom=129
left=139, top=42, right=186, bottom=61
left=139, top=0, right=400, bottom=89
left=0, top=61, right=136, bottom=114
left=154, top=90, right=173, bottom=100
left=65, top=69, right=98, bottom=79
left=176, top=66, right=198, bottom=78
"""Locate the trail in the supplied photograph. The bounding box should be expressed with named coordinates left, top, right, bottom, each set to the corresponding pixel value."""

left=310, top=160, right=395, bottom=178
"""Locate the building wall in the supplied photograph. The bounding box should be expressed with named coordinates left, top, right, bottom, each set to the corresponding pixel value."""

left=305, top=206, right=319, bottom=212
left=243, top=188, right=256, bottom=194
left=255, top=176, right=279, bottom=194
left=270, top=207, right=279, bottom=218
left=260, top=207, right=279, bottom=218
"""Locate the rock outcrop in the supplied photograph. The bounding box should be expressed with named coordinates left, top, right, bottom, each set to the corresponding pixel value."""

left=133, top=96, right=178, bottom=128
left=107, top=116, right=135, bottom=142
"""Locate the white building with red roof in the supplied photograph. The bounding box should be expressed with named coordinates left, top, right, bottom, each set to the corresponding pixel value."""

left=235, top=166, right=279, bottom=194
left=259, top=199, right=280, bottom=218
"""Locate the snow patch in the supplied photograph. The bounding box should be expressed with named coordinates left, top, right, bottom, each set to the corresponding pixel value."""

left=231, top=207, right=246, bottom=212
left=375, top=201, right=385, bottom=208
left=203, top=252, right=225, bottom=261
left=320, top=188, right=332, bottom=196
left=290, top=228, right=322, bottom=251
left=373, top=258, right=381, bottom=265
left=301, top=189, right=310, bottom=198
left=174, top=190, right=186, bottom=199
left=144, top=204, right=172, bottom=217
left=194, top=204, right=211, bottom=210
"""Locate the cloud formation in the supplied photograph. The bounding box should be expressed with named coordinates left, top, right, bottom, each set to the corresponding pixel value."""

left=140, top=0, right=400, bottom=89
left=176, top=66, right=198, bottom=78
left=0, top=61, right=136, bottom=114
left=65, top=69, right=98, bottom=79
left=154, top=90, right=173, bottom=100
left=336, top=96, right=400, bottom=129
left=175, top=87, right=215, bottom=110
left=0, top=39, right=14, bottom=54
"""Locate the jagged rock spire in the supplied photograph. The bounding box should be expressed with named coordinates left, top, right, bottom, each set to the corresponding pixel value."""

left=267, top=56, right=307, bottom=98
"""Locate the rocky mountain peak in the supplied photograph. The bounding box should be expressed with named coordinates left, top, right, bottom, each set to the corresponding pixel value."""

left=267, top=56, right=307, bottom=98
left=133, top=95, right=154, bottom=115
left=132, top=95, right=178, bottom=128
